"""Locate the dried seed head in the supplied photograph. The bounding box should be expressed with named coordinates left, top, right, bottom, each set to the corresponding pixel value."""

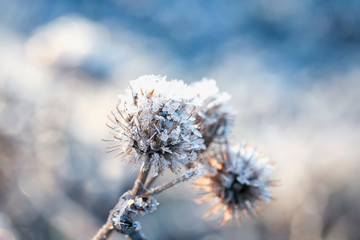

left=106, top=75, right=206, bottom=176
left=195, top=142, right=275, bottom=225
left=190, top=79, right=233, bottom=147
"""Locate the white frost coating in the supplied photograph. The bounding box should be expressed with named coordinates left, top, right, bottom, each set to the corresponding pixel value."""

left=171, top=164, right=204, bottom=188
left=196, top=141, right=274, bottom=223
left=182, top=163, right=204, bottom=179
left=190, top=78, right=234, bottom=147
left=229, top=142, right=273, bottom=201
left=107, top=75, right=206, bottom=176
left=110, top=190, right=159, bottom=234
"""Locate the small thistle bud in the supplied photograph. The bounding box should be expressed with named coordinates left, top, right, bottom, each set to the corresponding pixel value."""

left=111, top=211, right=140, bottom=234
left=195, top=142, right=275, bottom=225
left=106, top=75, right=206, bottom=176
left=191, top=79, right=233, bottom=147
left=110, top=190, right=158, bottom=234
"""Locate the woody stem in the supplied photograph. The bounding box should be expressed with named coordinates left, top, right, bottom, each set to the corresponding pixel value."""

left=132, top=163, right=151, bottom=195
left=91, top=163, right=150, bottom=240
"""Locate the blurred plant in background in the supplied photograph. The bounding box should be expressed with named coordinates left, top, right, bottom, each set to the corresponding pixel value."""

left=1, top=0, right=360, bottom=240
left=195, top=142, right=275, bottom=226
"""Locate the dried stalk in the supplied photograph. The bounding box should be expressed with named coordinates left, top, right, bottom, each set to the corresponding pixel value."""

left=91, top=221, right=113, bottom=240
left=144, top=167, right=201, bottom=197
left=132, top=163, right=151, bottom=195
left=92, top=163, right=150, bottom=240
left=144, top=174, right=159, bottom=189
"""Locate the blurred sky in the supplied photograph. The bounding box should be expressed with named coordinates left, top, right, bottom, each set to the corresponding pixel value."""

left=1, top=1, right=360, bottom=240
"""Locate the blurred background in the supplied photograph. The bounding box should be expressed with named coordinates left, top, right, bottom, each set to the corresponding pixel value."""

left=1, top=0, right=360, bottom=239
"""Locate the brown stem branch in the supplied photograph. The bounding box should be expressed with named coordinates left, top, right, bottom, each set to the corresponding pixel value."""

left=144, top=174, right=159, bottom=189
left=144, top=166, right=202, bottom=197
left=92, top=163, right=151, bottom=240
left=132, top=163, right=151, bottom=195
left=91, top=221, right=114, bottom=240
left=144, top=178, right=181, bottom=197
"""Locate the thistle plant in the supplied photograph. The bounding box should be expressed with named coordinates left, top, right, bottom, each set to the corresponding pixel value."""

left=195, top=142, right=275, bottom=225
left=92, top=75, right=275, bottom=240
left=190, top=79, right=233, bottom=147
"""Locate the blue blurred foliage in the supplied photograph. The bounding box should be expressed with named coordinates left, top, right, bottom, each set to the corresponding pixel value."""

left=2, top=0, right=360, bottom=75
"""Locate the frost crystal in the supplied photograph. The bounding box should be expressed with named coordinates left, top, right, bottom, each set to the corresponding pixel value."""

left=190, top=79, right=233, bottom=147
left=110, top=190, right=158, bottom=234
left=173, top=164, right=204, bottom=188
left=107, top=75, right=206, bottom=176
left=195, top=142, right=275, bottom=225
left=182, top=163, right=204, bottom=180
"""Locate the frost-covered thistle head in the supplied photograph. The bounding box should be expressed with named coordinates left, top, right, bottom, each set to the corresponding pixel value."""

left=106, top=75, right=205, bottom=176
left=191, top=79, right=233, bottom=147
left=195, top=142, right=274, bottom=225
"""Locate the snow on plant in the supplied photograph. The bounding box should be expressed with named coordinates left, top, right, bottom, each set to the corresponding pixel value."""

left=190, top=79, right=234, bottom=147
left=106, top=75, right=205, bottom=177
left=92, top=75, right=276, bottom=240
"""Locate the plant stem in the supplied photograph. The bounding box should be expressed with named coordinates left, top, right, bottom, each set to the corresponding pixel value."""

left=144, top=174, right=158, bottom=189
left=144, top=169, right=198, bottom=197
left=132, top=163, right=151, bottom=195
left=92, top=163, right=151, bottom=240
left=125, top=163, right=150, bottom=240
left=91, top=221, right=114, bottom=240
left=129, top=231, right=147, bottom=240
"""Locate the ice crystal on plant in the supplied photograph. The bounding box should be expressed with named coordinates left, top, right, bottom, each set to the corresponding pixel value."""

left=144, top=164, right=204, bottom=196
left=191, top=79, right=233, bottom=147
left=195, top=142, right=275, bottom=225
left=110, top=190, right=158, bottom=234
left=172, top=164, right=204, bottom=187
left=182, top=163, right=204, bottom=180
left=106, top=75, right=206, bottom=176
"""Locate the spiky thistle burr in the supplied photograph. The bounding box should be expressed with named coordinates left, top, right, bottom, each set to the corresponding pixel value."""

left=106, top=75, right=205, bottom=177
left=190, top=79, right=233, bottom=147
left=195, top=142, right=275, bottom=225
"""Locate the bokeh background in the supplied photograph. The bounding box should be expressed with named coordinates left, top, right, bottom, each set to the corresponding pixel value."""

left=1, top=1, right=360, bottom=239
